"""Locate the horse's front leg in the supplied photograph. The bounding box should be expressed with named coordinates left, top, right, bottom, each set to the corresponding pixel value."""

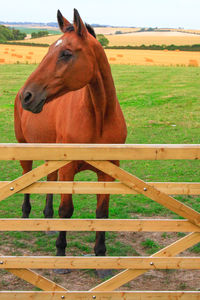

left=54, top=162, right=76, bottom=274
left=56, top=192, right=74, bottom=256
left=43, top=171, right=58, bottom=218
left=20, top=160, right=33, bottom=218
left=95, top=170, right=114, bottom=278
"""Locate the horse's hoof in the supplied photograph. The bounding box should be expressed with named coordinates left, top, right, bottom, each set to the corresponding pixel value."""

left=45, top=231, right=58, bottom=235
left=53, top=268, right=71, bottom=274
left=96, top=269, right=113, bottom=279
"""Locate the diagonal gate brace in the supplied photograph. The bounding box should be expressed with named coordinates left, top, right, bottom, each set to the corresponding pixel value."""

left=0, top=160, right=70, bottom=202
left=87, top=161, right=200, bottom=226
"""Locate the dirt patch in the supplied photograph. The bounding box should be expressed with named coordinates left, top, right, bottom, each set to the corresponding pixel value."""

left=1, top=255, right=200, bottom=292
left=0, top=215, right=200, bottom=292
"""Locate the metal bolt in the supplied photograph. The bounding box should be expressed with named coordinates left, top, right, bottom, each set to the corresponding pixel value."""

left=61, top=296, right=65, bottom=299
left=10, top=187, right=14, bottom=191
left=0, top=261, right=3, bottom=264
left=143, top=187, right=147, bottom=191
left=92, top=296, right=96, bottom=299
left=150, top=262, right=154, bottom=265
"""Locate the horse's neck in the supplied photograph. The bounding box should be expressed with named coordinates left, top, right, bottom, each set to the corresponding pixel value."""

left=87, top=49, right=117, bottom=135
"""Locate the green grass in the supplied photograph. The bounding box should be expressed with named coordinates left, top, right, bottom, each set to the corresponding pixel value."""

left=141, top=238, right=162, bottom=254
left=12, top=26, right=61, bottom=35
left=0, top=64, right=199, bottom=258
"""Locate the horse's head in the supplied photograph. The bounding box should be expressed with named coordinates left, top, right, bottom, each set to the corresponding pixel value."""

left=20, top=9, right=98, bottom=113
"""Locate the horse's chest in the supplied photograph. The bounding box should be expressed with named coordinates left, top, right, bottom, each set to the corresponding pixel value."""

left=56, top=110, right=96, bottom=143
left=21, top=112, right=56, bottom=143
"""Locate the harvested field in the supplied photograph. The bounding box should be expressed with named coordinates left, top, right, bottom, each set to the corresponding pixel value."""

left=106, top=49, right=200, bottom=66
left=0, top=44, right=48, bottom=64
left=0, top=44, right=200, bottom=66
left=94, top=27, right=140, bottom=35
left=176, top=29, right=200, bottom=35
left=13, top=27, right=139, bottom=45
left=107, top=31, right=200, bottom=46
left=15, top=30, right=200, bottom=47
left=21, top=34, right=62, bottom=45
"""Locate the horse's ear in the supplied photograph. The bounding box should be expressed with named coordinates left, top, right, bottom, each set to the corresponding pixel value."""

left=73, top=8, right=88, bottom=38
left=57, top=10, right=71, bottom=33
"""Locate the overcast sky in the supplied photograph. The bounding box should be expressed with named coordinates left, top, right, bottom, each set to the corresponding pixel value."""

left=1, top=0, right=200, bottom=29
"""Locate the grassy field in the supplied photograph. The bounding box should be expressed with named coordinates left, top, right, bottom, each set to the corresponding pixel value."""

left=12, top=26, right=61, bottom=35
left=0, top=64, right=199, bottom=291
left=1, top=44, right=200, bottom=66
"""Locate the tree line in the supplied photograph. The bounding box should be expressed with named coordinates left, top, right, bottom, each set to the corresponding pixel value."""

left=31, top=31, right=49, bottom=39
left=0, top=25, right=26, bottom=42
left=105, top=44, right=200, bottom=51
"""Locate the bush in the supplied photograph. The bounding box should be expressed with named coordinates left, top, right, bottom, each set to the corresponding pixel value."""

left=97, top=34, right=109, bottom=47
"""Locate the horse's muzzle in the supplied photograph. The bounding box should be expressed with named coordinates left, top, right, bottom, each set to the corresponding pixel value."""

left=20, top=86, right=47, bottom=114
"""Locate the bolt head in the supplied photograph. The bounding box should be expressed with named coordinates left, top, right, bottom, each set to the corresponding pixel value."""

left=143, top=187, right=147, bottom=191
left=0, top=261, right=3, bottom=264
left=61, top=296, right=65, bottom=299
left=150, top=262, right=154, bottom=265
left=92, top=296, right=96, bottom=299
left=10, top=187, right=14, bottom=191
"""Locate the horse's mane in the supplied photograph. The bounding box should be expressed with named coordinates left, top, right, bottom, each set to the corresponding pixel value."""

left=65, top=23, right=96, bottom=39
left=85, top=23, right=96, bottom=38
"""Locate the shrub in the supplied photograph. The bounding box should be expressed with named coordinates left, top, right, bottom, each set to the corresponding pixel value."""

left=97, top=34, right=109, bottom=47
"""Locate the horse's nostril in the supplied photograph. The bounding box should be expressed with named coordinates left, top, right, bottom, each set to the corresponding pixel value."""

left=24, top=91, right=33, bottom=103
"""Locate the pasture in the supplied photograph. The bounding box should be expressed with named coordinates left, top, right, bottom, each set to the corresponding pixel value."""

left=1, top=44, right=200, bottom=66
left=0, top=64, right=199, bottom=291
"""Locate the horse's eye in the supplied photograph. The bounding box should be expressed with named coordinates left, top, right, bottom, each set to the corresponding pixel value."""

left=60, top=50, right=73, bottom=60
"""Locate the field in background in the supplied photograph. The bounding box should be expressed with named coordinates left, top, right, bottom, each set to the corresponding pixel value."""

left=107, top=31, right=200, bottom=46
left=94, top=27, right=140, bottom=34
left=9, top=26, right=61, bottom=35
left=177, top=29, right=200, bottom=35
left=19, top=34, right=61, bottom=44
left=13, top=30, right=200, bottom=46
left=0, top=44, right=200, bottom=66
left=0, top=44, right=48, bottom=64
left=106, top=49, right=200, bottom=66
left=1, top=26, right=198, bottom=67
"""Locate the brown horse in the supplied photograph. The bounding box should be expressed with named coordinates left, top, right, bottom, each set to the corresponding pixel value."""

left=14, top=9, right=127, bottom=274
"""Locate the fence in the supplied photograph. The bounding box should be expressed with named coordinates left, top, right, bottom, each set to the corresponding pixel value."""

left=0, top=143, right=200, bottom=299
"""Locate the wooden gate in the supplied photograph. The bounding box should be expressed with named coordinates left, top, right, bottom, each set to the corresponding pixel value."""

left=0, top=143, right=200, bottom=299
